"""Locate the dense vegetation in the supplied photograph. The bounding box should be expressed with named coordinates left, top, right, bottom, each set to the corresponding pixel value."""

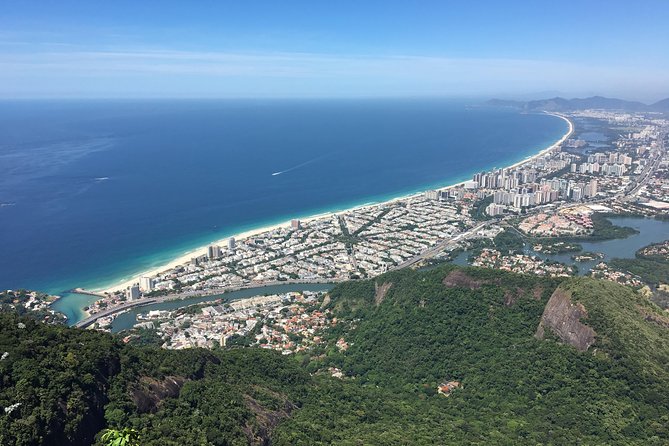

left=588, top=213, right=639, bottom=240
left=492, top=229, right=525, bottom=254
left=287, top=267, right=669, bottom=444
left=2, top=265, right=669, bottom=445
left=0, top=290, right=66, bottom=324
left=0, top=315, right=311, bottom=446
left=607, top=240, right=669, bottom=308
left=471, top=195, right=494, bottom=221
left=609, top=257, right=669, bottom=287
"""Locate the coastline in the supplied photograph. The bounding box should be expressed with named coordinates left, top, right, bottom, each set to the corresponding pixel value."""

left=91, top=112, right=573, bottom=295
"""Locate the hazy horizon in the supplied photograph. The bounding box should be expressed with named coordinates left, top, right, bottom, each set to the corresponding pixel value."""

left=1, top=1, right=668, bottom=101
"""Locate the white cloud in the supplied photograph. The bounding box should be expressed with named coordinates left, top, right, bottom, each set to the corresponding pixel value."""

left=0, top=48, right=666, bottom=99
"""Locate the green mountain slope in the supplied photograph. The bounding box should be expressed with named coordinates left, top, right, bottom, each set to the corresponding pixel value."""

left=1, top=266, right=669, bottom=445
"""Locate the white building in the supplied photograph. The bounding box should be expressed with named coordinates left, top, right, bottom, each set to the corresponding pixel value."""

left=207, top=245, right=221, bottom=260
left=139, top=276, right=154, bottom=292
left=485, top=203, right=505, bottom=216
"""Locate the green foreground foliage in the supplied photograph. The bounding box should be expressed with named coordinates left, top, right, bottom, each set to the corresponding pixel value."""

left=101, top=428, right=140, bottom=446
left=1, top=265, right=669, bottom=445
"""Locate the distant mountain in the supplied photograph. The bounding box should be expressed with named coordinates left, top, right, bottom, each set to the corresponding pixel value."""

left=651, top=98, right=669, bottom=112
left=484, top=98, right=526, bottom=108
left=487, top=95, right=669, bottom=113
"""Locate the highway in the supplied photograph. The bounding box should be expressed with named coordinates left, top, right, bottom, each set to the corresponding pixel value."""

left=391, top=222, right=491, bottom=271
left=620, top=142, right=664, bottom=202
left=620, top=130, right=666, bottom=202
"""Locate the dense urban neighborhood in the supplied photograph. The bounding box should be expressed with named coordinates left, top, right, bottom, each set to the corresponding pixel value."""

left=9, top=108, right=669, bottom=348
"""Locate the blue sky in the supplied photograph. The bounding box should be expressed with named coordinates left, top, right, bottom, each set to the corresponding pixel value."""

left=1, top=1, right=668, bottom=100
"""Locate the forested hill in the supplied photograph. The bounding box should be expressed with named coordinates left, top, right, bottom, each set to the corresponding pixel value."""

left=2, top=266, right=669, bottom=445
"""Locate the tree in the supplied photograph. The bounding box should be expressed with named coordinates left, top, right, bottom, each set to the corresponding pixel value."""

left=101, top=428, right=140, bottom=446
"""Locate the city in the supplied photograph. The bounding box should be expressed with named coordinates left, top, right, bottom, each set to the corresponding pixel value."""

left=59, top=107, right=668, bottom=340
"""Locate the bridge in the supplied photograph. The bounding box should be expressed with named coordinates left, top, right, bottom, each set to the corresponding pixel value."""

left=74, top=298, right=159, bottom=328
left=69, top=288, right=107, bottom=298
left=72, top=278, right=343, bottom=329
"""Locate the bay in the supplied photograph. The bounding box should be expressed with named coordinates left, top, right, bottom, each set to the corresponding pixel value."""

left=0, top=99, right=567, bottom=300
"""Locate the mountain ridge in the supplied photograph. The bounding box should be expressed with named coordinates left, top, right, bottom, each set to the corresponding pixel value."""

left=487, top=95, right=669, bottom=112
left=2, top=266, right=669, bottom=445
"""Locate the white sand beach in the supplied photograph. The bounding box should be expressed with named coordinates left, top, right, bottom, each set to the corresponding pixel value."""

left=94, top=112, right=573, bottom=295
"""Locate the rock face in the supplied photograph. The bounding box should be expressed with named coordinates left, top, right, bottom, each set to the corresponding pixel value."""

left=442, top=270, right=484, bottom=289
left=374, top=281, right=392, bottom=306
left=130, top=376, right=187, bottom=413
left=243, top=394, right=297, bottom=445
left=535, top=288, right=596, bottom=352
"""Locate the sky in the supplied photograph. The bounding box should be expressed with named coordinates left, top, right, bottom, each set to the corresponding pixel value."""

left=1, top=0, right=668, bottom=101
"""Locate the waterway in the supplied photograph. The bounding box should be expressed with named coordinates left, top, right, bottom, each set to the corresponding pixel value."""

left=84, top=217, right=669, bottom=333
left=110, top=282, right=334, bottom=333
left=453, top=217, right=669, bottom=274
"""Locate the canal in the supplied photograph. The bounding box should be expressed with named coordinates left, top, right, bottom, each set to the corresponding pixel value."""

left=110, top=282, right=335, bottom=333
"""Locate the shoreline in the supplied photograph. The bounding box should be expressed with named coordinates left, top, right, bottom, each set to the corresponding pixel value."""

left=90, top=112, right=573, bottom=295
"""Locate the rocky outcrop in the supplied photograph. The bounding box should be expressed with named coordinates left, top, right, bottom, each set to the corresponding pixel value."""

left=243, top=392, right=297, bottom=445
left=442, top=270, right=484, bottom=289
left=637, top=305, right=669, bottom=329
left=130, top=376, right=187, bottom=413
left=374, top=281, right=392, bottom=306
left=535, top=288, right=596, bottom=352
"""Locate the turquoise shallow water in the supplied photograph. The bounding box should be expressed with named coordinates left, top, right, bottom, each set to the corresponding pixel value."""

left=0, top=99, right=569, bottom=322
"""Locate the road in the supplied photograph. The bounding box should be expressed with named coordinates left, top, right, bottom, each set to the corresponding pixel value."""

left=619, top=135, right=665, bottom=203
left=75, top=299, right=159, bottom=328
left=74, top=278, right=344, bottom=328
left=391, top=222, right=491, bottom=271
left=76, top=223, right=492, bottom=329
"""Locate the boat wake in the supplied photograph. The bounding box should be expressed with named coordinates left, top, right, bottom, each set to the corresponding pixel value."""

left=272, top=156, right=326, bottom=176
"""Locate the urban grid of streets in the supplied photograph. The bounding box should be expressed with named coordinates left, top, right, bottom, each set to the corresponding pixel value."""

left=70, top=109, right=668, bottom=352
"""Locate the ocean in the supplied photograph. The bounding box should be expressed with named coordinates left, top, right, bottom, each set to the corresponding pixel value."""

left=0, top=99, right=567, bottom=319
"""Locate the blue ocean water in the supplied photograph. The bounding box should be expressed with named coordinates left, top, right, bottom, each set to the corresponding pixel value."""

left=0, top=99, right=567, bottom=303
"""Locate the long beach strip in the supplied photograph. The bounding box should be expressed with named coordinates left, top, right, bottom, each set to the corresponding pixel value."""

left=94, top=112, right=573, bottom=295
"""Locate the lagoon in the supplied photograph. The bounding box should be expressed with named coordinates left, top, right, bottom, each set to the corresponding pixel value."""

left=453, top=217, right=669, bottom=274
